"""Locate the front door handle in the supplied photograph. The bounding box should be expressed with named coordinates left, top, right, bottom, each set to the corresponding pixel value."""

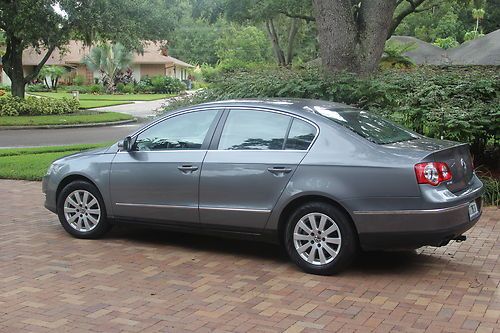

left=177, top=165, right=199, bottom=173
left=267, top=166, right=292, bottom=176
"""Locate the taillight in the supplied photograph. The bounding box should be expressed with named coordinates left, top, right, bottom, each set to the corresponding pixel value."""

left=414, top=162, right=452, bottom=186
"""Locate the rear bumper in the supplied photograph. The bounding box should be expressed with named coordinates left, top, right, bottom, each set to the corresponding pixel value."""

left=355, top=197, right=483, bottom=250
left=42, top=175, right=57, bottom=213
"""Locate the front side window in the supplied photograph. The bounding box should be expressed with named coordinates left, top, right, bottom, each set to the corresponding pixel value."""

left=135, top=110, right=219, bottom=151
left=218, top=110, right=291, bottom=150
left=285, top=119, right=316, bottom=150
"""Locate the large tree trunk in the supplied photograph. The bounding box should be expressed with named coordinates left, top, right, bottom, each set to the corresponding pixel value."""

left=2, top=35, right=27, bottom=98
left=312, top=0, right=397, bottom=75
left=2, top=34, right=57, bottom=98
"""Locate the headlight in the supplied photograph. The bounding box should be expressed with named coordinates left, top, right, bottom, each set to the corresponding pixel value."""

left=46, top=163, right=64, bottom=175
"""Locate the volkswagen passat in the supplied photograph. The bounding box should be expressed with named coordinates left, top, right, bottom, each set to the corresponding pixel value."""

left=43, top=99, right=484, bottom=275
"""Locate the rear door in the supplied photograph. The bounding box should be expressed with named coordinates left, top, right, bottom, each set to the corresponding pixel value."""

left=199, top=108, right=318, bottom=231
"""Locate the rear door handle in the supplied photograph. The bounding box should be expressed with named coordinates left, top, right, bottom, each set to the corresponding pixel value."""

left=177, top=165, right=199, bottom=173
left=267, top=167, right=292, bottom=175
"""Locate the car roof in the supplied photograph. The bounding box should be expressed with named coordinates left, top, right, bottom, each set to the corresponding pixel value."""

left=188, top=98, right=358, bottom=118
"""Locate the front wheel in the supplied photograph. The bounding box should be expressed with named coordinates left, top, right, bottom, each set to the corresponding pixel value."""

left=57, top=180, right=112, bottom=239
left=284, top=202, right=357, bottom=275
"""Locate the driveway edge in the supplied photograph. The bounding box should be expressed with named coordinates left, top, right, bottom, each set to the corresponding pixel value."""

left=0, top=118, right=137, bottom=130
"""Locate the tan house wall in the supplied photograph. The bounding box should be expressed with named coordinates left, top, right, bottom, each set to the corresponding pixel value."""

left=140, top=64, right=165, bottom=78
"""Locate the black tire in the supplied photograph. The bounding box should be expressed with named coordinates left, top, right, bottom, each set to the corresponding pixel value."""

left=284, top=202, right=357, bottom=275
left=57, top=180, right=112, bottom=239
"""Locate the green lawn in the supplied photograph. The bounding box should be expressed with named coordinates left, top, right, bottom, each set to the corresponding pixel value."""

left=0, top=143, right=112, bottom=180
left=32, top=92, right=175, bottom=101
left=78, top=100, right=132, bottom=109
left=0, top=111, right=134, bottom=126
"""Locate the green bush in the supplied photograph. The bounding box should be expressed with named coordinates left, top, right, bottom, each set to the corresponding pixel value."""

left=116, top=82, right=125, bottom=93
left=122, top=83, right=135, bottom=94
left=149, top=75, right=186, bottom=94
left=0, top=96, right=79, bottom=116
left=0, top=84, right=11, bottom=92
left=89, top=84, right=104, bottom=94
left=26, top=83, right=50, bottom=92
left=73, top=74, right=86, bottom=86
left=164, top=66, right=499, bottom=166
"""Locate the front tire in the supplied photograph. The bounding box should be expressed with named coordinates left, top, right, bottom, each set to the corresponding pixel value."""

left=284, top=202, right=357, bottom=275
left=57, top=180, right=111, bottom=239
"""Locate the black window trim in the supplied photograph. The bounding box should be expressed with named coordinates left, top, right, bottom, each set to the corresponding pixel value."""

left=209, top=107, right=320, bottom=151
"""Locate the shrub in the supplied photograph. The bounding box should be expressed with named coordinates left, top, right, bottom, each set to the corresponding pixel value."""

left=149, top=75, right=186, bottom=94
left=116, top=82, right=125, bottom=93
left=26, top=83, right=50, bottom=92
left=0, top=84, right=11, bottom=92
left=122, top=83, right=135, bottom=94
left=89, top=84, right=104, bottom=94
left=163, top=66, right=499, bottom=168
left=73, top=74, right=86, bottom=86
left=0, top=96, right=79, bottom=116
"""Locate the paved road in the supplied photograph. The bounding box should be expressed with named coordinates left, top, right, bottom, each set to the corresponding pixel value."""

left=91, top=98, right=169, bottom=118
left=0, top=122, right=144, bottom=148
left=0, top=180, right=499, bottom=332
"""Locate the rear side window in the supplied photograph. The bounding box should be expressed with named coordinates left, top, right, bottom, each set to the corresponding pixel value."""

left=285, top=119, right=316, bottom=150
left=314, top=108, right=418, bottom=145
left=218, top=110, right=291, bottom=150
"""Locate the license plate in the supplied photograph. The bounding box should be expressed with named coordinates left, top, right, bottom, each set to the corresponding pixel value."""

left=468, top=201, right=479, bottom=219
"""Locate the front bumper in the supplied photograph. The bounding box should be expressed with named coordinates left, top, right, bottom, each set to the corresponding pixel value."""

left=355, top=197, right=483, bottom=250
left=42, top=175, right=57, bottom=213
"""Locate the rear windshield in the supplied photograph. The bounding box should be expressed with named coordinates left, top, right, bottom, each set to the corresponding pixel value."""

left=313, top=107, right=419, bottom=144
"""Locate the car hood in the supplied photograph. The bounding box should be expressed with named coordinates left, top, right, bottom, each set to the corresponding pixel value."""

left=55, top=146, right=111, bottom=163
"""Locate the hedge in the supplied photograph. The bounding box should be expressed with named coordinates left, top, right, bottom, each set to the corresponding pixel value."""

left=0, top=96, right=79, bottom=116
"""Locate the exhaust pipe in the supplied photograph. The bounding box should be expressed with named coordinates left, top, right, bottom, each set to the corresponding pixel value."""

left=453, top=235, right=466, bottom=242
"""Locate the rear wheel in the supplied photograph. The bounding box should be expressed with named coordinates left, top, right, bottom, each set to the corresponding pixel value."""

left=57, top=180, right=111, bottom=239
left=284, top=202, right=357, bottom=275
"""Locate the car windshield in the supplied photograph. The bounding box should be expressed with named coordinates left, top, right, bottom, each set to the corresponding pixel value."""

left=313, top=107, right=419, bottom=144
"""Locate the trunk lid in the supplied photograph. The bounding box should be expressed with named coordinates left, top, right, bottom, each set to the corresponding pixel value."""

left=385, top=137, right=474, bottom=193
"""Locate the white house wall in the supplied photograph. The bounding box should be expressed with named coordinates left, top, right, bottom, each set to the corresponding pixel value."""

left=2, top=69, right=11, bottom=86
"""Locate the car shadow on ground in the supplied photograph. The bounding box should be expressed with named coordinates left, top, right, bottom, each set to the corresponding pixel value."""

left=104, top=224, right=453, bottom=276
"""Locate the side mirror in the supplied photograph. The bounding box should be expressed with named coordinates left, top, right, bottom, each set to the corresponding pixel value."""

left=118, top=136, right=133, bottom=151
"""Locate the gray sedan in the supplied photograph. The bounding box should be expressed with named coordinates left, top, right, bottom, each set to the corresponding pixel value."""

left=42, top=99, right=484, bottom=275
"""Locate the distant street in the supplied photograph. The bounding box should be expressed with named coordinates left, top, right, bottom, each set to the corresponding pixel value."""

left=0, top=97, right=172, bottom=148
left=0, top=122, right=144, bottom=148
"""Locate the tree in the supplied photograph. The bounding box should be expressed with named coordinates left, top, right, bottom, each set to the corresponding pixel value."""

left=38, top=65, right=67, bottom=91
left=311, top=0, right=398, bottom=75
left=0, top=0, right=180, bottom=98
left=83, top=43, right=133, bottom=93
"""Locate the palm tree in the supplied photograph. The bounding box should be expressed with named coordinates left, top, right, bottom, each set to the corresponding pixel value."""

left=83, top=42, right=133, bottom=93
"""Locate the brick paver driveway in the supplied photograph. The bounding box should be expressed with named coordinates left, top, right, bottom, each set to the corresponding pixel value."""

left=0, top=180, right=499, bottom=333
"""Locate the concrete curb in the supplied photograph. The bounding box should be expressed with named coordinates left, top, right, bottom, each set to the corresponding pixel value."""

left=0, top=118, right=137, bottom=130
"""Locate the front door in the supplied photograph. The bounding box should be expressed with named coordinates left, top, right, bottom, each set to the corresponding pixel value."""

left=199, top=109, right=318, bottom=231
left=110, top=109, right=221, bottom=225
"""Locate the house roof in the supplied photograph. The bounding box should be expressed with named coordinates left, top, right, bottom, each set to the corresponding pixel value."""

left=389, top=29, right=500, bottom=66
left=22, top=41, right=194, bottom=68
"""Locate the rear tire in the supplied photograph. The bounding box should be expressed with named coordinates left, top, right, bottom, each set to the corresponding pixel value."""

left=57, top=180, right=111, bottom=239
left=284, top=202, right=357, bottom=275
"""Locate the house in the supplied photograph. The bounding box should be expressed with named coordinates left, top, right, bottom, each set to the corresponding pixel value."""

left=0, top=41, right=194, bottom=86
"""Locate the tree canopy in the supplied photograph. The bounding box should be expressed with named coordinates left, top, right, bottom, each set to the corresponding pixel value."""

left=0, top=0, right=181, bottom=97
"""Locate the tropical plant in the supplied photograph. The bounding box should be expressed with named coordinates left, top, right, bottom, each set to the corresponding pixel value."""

left=433, top=37, right=459, bottom=49
left=380, top=41, right=417, bottom=69
left=83, top=43, right=133, bottom=93
left=38, top=65, right=67, bottom=91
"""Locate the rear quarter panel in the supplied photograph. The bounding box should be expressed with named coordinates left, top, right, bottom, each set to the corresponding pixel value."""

left=265, top=124, right=424, bottom=231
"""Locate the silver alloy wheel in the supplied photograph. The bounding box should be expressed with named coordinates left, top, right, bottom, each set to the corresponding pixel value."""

left=63, top=190, right=101, bottom=232
left=293, top=212, right=342, bottom=266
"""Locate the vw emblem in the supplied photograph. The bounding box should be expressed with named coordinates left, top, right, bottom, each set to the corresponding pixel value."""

left=461, top=158, right=467, bottom=172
